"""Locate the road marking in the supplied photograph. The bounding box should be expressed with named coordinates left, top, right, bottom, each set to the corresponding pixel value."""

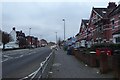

left=3, top=55, right=9, bottom=58
left=2, top=58, right=8, bottom=62
left=14, top=57, right=20, bottom=59
left=49, top=72, right=53, bottom=74
left=19, top=62, right=43, bottom=80
left=20, top=55, right=23, bottom=57
left=2, top=55, right=14, bottom=62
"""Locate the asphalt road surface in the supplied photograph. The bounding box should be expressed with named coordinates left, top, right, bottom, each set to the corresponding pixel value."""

left=2, top=47, right=52, bottom=78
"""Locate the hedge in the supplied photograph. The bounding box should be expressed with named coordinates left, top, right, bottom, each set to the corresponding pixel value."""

left=90, top=43, right=120, bottom=51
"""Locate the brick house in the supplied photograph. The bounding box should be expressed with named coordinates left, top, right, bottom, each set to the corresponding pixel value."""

left=34, top=37, right=38, bottom=48
left=79, top=19, right=89, bottom=47
left=77, top=2, right=120, bottom=48
left=16, top=30, right=26, bottom=48
left=25, top=36, right=40, bottom=48
left=26, top=36, right=34, bottom=47
left=95, top=2, right=117, bottom=44
left=109, top=4, right=120, bottom=43
left=40, top=39, right=48, bottom=47
left=88, top=2, right=117, bottom=44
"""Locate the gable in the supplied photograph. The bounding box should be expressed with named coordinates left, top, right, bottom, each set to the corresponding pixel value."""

left=109, top=4, right=120, bottom=16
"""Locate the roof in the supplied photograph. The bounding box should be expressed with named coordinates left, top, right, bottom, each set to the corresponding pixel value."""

left=109, top=4, right=120, bottom=17
left=79, top=19, right=89, bottom=33
left=112, top=29, right=120, bottom=35
left=93, top=8, right=108, bottom=18
left=82, top=19, right=89, bottom=27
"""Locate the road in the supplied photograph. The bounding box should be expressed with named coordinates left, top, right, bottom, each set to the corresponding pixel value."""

left=2, top=47, right=52, bottom=78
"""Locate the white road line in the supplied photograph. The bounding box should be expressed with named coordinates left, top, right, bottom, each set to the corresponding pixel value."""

left=20, top=55, right=23, bottom=57
left=2, top=58, right=8, bottom=62
left=14, top=57, right=20, bottom=59
left=19, top=62, right=44, bottom=80
left=3, top=55, right=9, bottom=58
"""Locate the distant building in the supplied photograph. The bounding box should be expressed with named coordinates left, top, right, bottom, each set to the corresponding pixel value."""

left=26, top=36, right=33, bottom=47
left=26, top=36, right=39, bottom=48
left=5, top=27, right=19, bottom=49
left=9, top=27, right=17, bottom=42
left=16, top=30, right=26, bottom=48
left=40, top=39, right=48, bottom=47
left=48, top=42, right=56, bottom=46
left=34, top=37, right=38, bottom=47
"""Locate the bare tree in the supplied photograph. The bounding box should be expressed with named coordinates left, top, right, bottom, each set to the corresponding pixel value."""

left=18, top=37, right=27, bottom=48
left=2, top=32, right=10, bottom=50
left=58, top=37, right=62, bottom=48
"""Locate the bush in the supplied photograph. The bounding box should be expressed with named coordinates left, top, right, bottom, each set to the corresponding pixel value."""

left=90, top=43, right=120, bottom=51
left=63, top=46, right=68, bottom=51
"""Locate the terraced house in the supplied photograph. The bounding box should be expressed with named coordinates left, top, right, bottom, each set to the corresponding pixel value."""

left=78, top=2, right=120, bottom=48
left=109, top=4, right=120, bottom=43
left=79, top=19, right=89, bottom=47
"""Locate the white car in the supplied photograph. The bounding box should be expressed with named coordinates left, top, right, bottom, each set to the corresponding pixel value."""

left=5, top=45, right=13, bottom=49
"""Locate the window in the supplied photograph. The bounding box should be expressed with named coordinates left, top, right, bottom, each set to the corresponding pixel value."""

left=96, top=27, right=99, bottom=32
left=96, top=25, right=98, bottom=28
left=102, top=11, right=106, bottom=14
left=116, top=37, right=120, bottom=43
left=111, top=20, right=115, bottom=29
left=112, top=20, right=114, bottom=24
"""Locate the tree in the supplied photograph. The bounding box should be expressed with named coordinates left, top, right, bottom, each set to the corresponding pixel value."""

left=58, top=37, right=62, bottom=48
left=18, top=37, right=27, bottom=48
left=2, top=31, right=10, bottom=50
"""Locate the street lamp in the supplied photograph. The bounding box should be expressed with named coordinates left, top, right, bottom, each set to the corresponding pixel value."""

left=29, top=28, right=31, bottom=48
left=29, top=28, right=31, bottom=36
left=62, top=18, right=65, bottom=41
left=39, top=35, right=42, bottom=47
left=55, top=32, right=57, bottom=44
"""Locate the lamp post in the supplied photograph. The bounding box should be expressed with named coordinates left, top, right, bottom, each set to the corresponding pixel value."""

left=62, top=19, right=65, bottom=41
left=55, top=32, right=57, bottom=44
left=29, top=28, right=31, bottom=36
left=29, top=28, right=31, bottom=48
left=39, top=35, right=42, bottom=47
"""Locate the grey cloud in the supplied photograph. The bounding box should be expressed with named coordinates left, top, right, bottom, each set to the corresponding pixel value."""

left=2, top=1, right=117, bottom=42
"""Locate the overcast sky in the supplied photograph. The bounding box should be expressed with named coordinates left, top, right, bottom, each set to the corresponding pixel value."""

left=1, top=0, right=120, bottom=42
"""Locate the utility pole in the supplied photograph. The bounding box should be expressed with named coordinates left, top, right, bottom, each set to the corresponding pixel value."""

left=62, top=19, right=65, bottom=41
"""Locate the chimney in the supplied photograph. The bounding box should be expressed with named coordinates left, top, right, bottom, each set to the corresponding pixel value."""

left=20, top=30, right=22, bottom=33
left=107, top=2, right=117, bottom=9
left=13, top=27, right=15, bottom=31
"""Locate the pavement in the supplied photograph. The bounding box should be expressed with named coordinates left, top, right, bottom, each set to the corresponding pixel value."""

left=49, top=48, right=114, bottom=78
